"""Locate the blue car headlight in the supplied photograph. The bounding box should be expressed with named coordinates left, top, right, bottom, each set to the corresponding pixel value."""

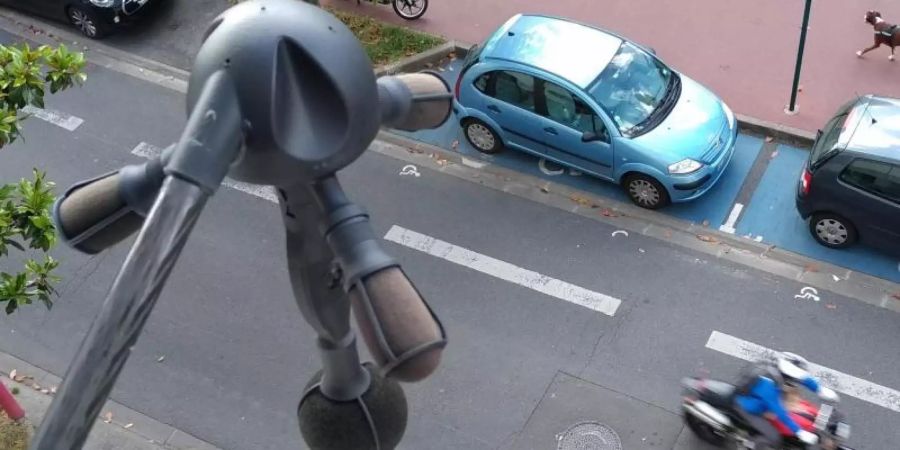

left=668, top=158, right=704, bottom=175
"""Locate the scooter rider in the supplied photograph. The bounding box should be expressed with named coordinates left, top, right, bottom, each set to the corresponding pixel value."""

left=734, top=352, right=838, bottom=448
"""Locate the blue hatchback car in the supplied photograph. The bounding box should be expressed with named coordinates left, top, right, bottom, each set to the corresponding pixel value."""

left=453, top=14, right=738, bottom=209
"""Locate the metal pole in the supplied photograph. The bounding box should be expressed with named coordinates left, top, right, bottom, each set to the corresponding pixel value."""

left=787, top=0, right=813, bottom=114
left=30, top=178, right=209, bottom=450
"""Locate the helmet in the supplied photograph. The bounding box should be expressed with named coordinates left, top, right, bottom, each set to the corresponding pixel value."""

left=777, top=352, right=811, bottom=386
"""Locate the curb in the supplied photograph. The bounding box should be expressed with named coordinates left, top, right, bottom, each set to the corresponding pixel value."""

left=373, top=130, right=900, bottom=313
left=0, top=351, right=222, bottom=450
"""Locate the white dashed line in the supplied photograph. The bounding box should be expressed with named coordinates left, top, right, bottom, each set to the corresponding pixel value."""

left=718, top=202, right=744, bottom=234
left=706, top=331, right=900, bottom=413
left=22, top=105, right=84, bottom=131
left=384, top=225, right=622, bottom=316
left=130, top=142, right=278, bottom=203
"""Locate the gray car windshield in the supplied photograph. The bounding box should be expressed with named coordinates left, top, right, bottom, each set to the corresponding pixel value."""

left=587, top=42, right=673, bottom=135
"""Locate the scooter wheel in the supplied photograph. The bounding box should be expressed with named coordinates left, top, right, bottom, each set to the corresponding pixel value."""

left=685, top=414, right=727, bottom=446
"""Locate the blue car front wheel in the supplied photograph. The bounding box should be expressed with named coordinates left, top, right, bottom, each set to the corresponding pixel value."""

left=624, top=173, right=670, bottom=209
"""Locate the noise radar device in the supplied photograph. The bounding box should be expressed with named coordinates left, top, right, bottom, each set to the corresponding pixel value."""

left=34, top=1, right=452, bottom=449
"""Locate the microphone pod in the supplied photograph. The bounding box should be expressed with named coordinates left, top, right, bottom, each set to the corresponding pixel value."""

left=349, top=267, right=447, bottom=382
left=298, top=363, right=408, bottom=450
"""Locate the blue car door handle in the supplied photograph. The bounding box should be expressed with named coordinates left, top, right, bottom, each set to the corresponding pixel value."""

left=543, top=126, right=558, bottom=135
left=487, top=105, right=501, bottom=113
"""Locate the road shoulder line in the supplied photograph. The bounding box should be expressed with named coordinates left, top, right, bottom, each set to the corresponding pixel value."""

left=371, top=132, right=900, bottom=313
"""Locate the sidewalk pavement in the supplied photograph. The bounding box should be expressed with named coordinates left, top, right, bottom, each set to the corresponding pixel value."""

left=0, top=351, right=222, bottom=450
left=324, top=0, right=900, bottom=134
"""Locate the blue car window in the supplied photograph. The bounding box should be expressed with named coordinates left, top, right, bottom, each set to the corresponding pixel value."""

left=474, top=73, right=490, bottom=93
left=587, top=42, right=673, bottom=134
left=542, top=81, right=608, bottom=140
left=493, top=71, right=536, bottom=112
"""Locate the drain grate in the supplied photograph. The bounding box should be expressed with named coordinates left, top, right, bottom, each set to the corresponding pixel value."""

left=557, top=421, right=623, bottom=450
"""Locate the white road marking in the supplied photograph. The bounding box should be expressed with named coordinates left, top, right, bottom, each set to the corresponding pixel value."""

left=130, top=142, right=278, bottom=203
left=22, top=105, right=83, bottom=131
left=794, top=286, right=821, bottom=302
left=460, top=157, right=487, bottom=169
left=384, top=225, right=622, bottom=316
left=718, top=202, right=744, bottom=234
left=399, top=164, right=421, bottom=177
left=706, top=331, right=900, bottom=413
left=538, top=158, right=565, bottom=176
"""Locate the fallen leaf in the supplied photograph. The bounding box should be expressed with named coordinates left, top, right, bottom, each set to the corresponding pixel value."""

left=892, top=292, right=900, bottom=300
left=664, top=230, right=672, bottom=238
left=447, top=52, right=457, bottom=59
left=424, top=62, right=433, bottom=68
left=50, top=386, right=57, bottom=394
left=639, top=248, right=646, bottom=253
left=437, top=67, right=446, bottom=72
left=31, top=383, right=41, bottom=390
left=450, top=140, right=459, bottom=150
left=697, top=234, right=718, bottom=243
left=9, top=369, right=16, bottom=380
left=540, top=186, right=549, bottom=193
left=41, top=388, right=49, bottom=394
left=832, top=274, right=840, bottom=282
left=124, top=423, right=134, bottom=429
left=803, top=263, right=819, bottom=273
left=701, top=219, right=710, bottom=227
left=765, top=136, right=774, bottom=143
left=826, top=304, right=837, bottom=309
left=157, top=355, right=165, bottom=363
left=569, top=194, right=592, bottom=206
left=600, top=209, right=620, bottom=217
left=103, top=412, right=113, bottom=423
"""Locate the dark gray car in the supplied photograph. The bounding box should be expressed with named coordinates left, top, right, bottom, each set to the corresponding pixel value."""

left=796, top=95, right=900, bottom=254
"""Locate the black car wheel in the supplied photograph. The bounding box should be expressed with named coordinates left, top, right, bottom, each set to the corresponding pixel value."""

left=624, top=173, right=670, bottom=209
left=68, top=6, right=107, bottom=39
left=462, top=119, right=503, bottom=154
left=810, top=213, right=858, bottom=249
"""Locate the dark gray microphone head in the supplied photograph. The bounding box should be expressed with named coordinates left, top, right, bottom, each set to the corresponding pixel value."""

left=298, top=363, right=408, bottom=450
left=190, top=0, right=380, bottom=186
left=350, top=267, right=446, bottom=382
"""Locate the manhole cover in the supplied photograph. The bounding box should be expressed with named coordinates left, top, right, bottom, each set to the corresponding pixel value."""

left=557, top=421, right=623, bottom=450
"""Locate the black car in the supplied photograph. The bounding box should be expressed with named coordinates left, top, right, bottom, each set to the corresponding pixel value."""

left=796, top=95, right=900, bottom=254
left=0, top=0, right=152, bottom=39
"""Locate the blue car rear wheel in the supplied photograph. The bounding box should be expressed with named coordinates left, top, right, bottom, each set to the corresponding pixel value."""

left=463, top=119, right=503, bottom=154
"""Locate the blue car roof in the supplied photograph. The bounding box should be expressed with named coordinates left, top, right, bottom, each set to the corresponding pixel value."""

left=844, top=95, right=900, bottom=161
left=480, top=14, right=623, bottom=89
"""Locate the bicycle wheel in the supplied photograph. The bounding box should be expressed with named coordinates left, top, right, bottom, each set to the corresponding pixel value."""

left=393, top=0, right=428, bottom=20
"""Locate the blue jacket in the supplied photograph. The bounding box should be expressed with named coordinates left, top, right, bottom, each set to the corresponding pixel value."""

left=735, top=376, right=820, bottom=434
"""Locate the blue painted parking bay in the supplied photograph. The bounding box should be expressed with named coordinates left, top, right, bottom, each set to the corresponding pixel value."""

left=397, top=59, right=900, bottom=283
left=735, top=145, right=900, bottom=283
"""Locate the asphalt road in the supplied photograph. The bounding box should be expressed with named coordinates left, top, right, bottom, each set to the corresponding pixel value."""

left=0, top=30, right=899, bottom=450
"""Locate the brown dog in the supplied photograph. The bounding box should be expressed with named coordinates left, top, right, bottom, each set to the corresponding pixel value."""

left=857, top=10, right=900, bottom=60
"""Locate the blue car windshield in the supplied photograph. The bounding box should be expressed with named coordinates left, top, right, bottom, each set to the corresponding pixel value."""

left=587, top=42, right=674, bottom=135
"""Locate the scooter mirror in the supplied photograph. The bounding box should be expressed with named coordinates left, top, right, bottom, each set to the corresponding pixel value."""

left=188, top=0, right=381, bottom=186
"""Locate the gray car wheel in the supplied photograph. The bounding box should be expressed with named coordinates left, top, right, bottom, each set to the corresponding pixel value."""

left=68, top=6, right=107, bottom=39
left=810, top=213, right=857, bottom=249
left=624, top=174, right=670, bottom=209
left=463, top=119, right=503, bottom=154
